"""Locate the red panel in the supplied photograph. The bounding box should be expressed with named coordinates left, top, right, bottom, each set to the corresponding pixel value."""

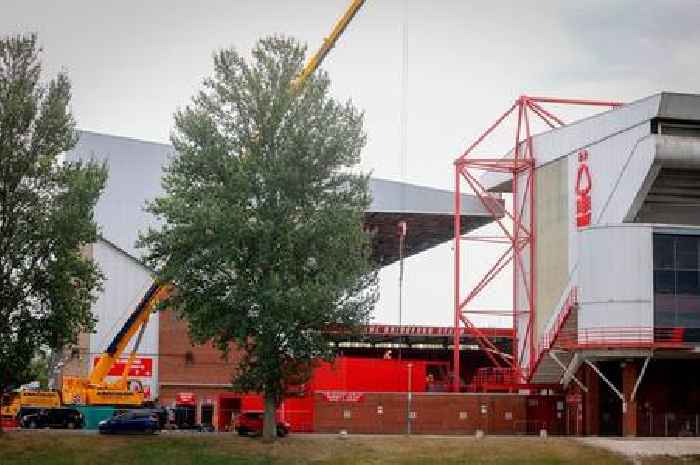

left=281, top=396, right=314, bottom=432
left=240, top=394, right=264, bottom=411
left=92, top=356, right=153, bottom=377
left=231, top=394, right=313, bottom=433
left=311, top=357, right=427, bottom=392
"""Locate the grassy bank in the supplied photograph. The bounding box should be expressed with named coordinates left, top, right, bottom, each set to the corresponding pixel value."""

left=0, top=432, right=695, bottom=465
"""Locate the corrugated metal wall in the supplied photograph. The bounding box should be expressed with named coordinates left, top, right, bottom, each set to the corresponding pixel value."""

left=90, top=239, right=159, bottom=399
left=577, top=225, right=654, bottom=333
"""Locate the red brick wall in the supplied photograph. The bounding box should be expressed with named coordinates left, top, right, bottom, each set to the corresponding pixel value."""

left=158, top=309, right=242, bottom=386
left=314, top=393, right=562, bottom=435
left=156, top=310, right=565, bottom=435
left=583, top=364, right=599, bottom=435
left=159, top=386, right=225, bottom=407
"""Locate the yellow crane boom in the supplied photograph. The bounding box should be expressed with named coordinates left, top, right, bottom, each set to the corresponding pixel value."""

left=290, top=0, right=366, bottom=92
left=61, top=282, right=173, bottom=406
left=89, top=283, right=172, bottom=385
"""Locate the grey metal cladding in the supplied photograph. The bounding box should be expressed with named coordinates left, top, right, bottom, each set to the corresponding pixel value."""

left=64, top=131, right=173, bottom=258
left=657, top=92, right=700, bottom=121
left=65, top=131, right=489, bottom=259
left=368, top=177, right=490, bottom=216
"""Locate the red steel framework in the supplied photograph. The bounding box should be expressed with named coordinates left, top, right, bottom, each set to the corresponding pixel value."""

left=452, top=95, right=623, bottom=392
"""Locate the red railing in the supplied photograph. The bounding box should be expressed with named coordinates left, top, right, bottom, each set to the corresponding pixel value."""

left=472, top=367, right=519, bottom=387
left=539, top=287, right=578, bottom=354
left=527, top=285, right=695, bottom=381
left=527, top=287, right=578, bottom=381
left=556, top=327, right=688, bottom=349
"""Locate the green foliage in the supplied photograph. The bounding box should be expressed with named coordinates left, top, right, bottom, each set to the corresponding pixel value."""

left=140, top=36, right=377, bottom=404
left=0, top=33, right=107, bottom=392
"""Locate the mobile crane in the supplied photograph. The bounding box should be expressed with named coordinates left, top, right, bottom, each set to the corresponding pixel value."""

left=1, top=282, right=172, bottom=421
left=61, top=282, right=173, bottom=406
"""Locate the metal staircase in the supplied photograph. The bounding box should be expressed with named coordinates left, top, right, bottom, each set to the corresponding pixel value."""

left=528, top=287, right=579, bottom=385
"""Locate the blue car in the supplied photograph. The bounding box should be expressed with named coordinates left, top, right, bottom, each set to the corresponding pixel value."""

left=98, top=409, right=160, bottom=434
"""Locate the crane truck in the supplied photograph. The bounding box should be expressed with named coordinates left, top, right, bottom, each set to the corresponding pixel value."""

left=1, top=283, right=172, bottom=423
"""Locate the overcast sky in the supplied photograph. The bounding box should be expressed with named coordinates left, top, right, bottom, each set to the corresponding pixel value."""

left=4, top=0, right=700, bottom=327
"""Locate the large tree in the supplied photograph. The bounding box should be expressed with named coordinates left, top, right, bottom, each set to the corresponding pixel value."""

left=0, top=34, right=107, bottom=408
left=140, top=36, right=378, bottom=441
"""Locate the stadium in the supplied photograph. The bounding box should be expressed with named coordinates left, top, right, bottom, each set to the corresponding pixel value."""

left=57, top=92, right=700, bottom=437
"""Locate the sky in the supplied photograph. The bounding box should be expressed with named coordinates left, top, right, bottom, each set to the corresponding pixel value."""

left=4, top=0, right=700, bottom=327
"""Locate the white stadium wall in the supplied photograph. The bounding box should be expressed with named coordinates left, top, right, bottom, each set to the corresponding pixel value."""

left=529, top=93, right=700, bottom=359
left=521, top=93, right=700, bottom=360
left=89, top=240, right=159, bottom=400
left=577, top=225, right=654, bottom=338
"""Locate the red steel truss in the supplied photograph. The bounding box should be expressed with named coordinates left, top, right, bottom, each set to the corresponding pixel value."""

left=452, top=95, right=622, bottom=392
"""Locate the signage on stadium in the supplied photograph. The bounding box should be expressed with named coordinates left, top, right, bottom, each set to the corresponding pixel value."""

left=319, top=391, right=364, bottom=402
left=176, top=392, right=197, bottom=405
left=367, top=325, right=456, bottom=336
left=575, top=149, right=592, bottom=228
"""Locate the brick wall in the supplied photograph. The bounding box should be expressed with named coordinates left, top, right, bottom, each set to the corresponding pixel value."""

left=156, top=309, right=566, bottom=435
left=158, top=309, right=242, bottom=386
left=314, top=393, right=562, bottom=435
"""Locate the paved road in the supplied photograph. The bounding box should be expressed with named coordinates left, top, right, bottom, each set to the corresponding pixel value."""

left=580, top=437, right=700, bottom=457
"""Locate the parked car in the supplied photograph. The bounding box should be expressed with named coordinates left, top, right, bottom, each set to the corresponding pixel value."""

left=20, top=408, right=84, bottom=429
left=16, top=407, right=41, bottom=420
left=98, top=409, right=160, bottom=434
left=234, top=411, right=290, bottom=437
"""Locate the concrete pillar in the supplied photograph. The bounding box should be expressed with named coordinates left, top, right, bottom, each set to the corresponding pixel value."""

left=583, top=365, right=599, bottom=436
left=622, top=362, right=639, bottom=437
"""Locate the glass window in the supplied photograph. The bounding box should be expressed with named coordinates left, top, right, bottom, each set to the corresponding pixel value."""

left=676, top=295, right=700, bottom=327
left=677, top=236, right=699, bottom=270
left=655, top=299, right=676, bottom=327
left=654, top=234, right=700, bottom=335
left=654, top=235, right=675, bottom=269
left=677, top=271, right=700, bottom=296
left=654, top=270, right=675, bottom=294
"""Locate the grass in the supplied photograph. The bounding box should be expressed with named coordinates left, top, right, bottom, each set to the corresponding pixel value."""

left=0, top=431, right=696, bottom=465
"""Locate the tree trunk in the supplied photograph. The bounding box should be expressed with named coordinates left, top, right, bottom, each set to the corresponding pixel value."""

left=262, top=392, right=277, bottom=443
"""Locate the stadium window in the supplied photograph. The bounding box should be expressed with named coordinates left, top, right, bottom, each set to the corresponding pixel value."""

left=653, top=234, right=700, bottom=335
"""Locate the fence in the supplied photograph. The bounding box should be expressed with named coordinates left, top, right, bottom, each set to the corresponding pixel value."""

left=638, top=413, right=700, bottom=437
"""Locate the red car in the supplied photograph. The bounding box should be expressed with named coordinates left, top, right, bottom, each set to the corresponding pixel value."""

left=234, top=411, right=290, bottom=437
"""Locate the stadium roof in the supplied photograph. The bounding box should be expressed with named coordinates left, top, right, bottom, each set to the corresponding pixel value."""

left=66, top=131, right=496, bottom=265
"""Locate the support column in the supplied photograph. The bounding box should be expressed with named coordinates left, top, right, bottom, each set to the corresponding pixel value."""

left=622, top=362, right=639, bottom=437
left=583, top=364, right=599, bottom=436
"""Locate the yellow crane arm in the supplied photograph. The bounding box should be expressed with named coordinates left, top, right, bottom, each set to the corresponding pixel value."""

left=118, top=317, right=149, bottom=388
left=89, top=283, right=173, bottom=385
left=290, top=0, right=366, bottom=92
